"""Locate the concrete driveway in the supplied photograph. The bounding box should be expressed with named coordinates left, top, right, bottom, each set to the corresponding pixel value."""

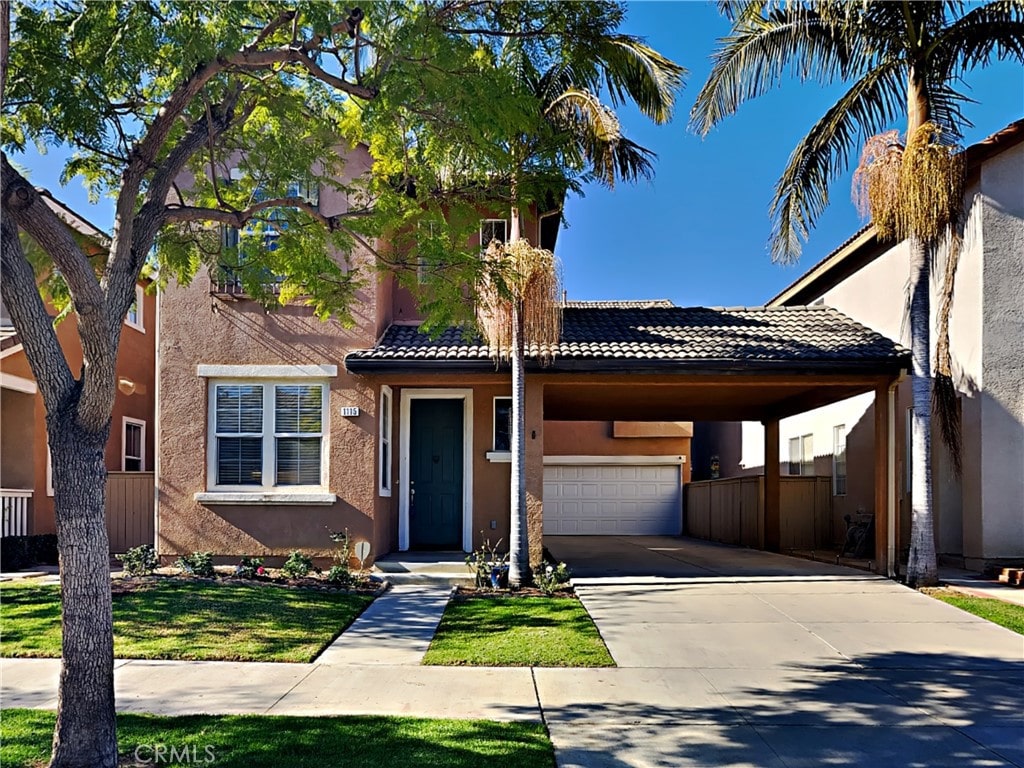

left=543, top=536, right=1024, bottom=768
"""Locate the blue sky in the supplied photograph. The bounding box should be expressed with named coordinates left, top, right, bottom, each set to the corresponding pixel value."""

left=13, top=1, right=1024, bottom=308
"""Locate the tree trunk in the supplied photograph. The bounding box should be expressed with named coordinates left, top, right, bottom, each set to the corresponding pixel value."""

left=508, top=299, right=527, bottom=587
left=905, top=238, right=938, bottom=588
left=47, top=411, right=118, bottom=768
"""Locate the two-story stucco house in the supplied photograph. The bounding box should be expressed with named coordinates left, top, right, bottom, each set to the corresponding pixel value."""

left=1, top=194, right=156, bottom=549
left=156, top=145, right=911, bottom=570
left=696, top=119, right=1024, bottom=572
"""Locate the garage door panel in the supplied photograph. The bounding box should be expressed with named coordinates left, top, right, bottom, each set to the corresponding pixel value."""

left=544, top=462, right=681, bottom=536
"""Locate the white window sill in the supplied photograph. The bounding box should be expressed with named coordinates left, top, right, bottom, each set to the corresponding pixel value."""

left=195, top=491, right=337, bottom=505
left=124, top=321, right=145, bottom=333
left=486, top=451, right=512, bottom=463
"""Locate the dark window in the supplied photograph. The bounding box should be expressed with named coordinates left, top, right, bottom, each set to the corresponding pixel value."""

left=494, top=398, right=512, bottom=452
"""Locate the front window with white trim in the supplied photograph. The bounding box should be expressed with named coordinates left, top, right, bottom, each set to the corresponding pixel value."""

left=209, top=381, right=327, bottom=490
left=122, top=417, right=146, bottom=471
left=379, top=386, right=393, bottom=496
left=493, top=397, right=512, bottom=452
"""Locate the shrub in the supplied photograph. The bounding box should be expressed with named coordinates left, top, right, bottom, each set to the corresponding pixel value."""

left=281, top=550, right=315, bottom=579
left=465, top=535, right=509, bottom=588
left=326, top=528, right=353, bottom=586
left=0, top=535, right=59, bottom=571
left=533, top=561, right=571, bottom=596
left=175, top=551, right=215, bottom=578
left=235, top=556, right=264, bottom=579
left=117, top=544, right=158, bottom=577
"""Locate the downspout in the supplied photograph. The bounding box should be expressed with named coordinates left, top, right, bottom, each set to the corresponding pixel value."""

left=153, top=285, right=161, bottom=555
left=537, top=207, right=561, bottom=248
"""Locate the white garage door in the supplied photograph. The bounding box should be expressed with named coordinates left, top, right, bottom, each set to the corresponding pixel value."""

left=543, top=462, right=682, bottom=535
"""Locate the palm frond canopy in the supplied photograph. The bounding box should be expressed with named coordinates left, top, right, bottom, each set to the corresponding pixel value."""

left=692, top=0, right=1024, bottom=263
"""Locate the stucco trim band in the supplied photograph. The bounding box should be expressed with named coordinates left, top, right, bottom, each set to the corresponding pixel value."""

left=194, top=492, right=337, bottom=505
left=544, top=455, right=687, bottom=465
left=196, top=364, right=338, bottom=379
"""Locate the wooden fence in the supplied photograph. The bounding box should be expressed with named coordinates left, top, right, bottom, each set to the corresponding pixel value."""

left=106, top=472, right=154, bottom=553
left=685, top=475, right=834, bottom=551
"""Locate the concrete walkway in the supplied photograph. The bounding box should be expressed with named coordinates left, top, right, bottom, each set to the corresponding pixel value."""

left=3, top=537, right=1022, bottom=767
left=317, top=584, right=452, bottom=666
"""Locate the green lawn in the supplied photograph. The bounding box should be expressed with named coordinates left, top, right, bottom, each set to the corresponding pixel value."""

left=423, top=595, right=615, bottom=667
left=929, top=588, right=1024, bottom=635
left=0, top=579, right=373, bottom=663
left=0, top=709, right=554, bottom=768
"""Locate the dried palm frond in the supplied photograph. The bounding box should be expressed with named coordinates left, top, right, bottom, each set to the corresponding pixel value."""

left=932, top=228, right=964, bottom=476
left=898, top=123, right=964, bottom=244
left=478, top=238, right=562, bottom=364
left=853, top=130, right=903, bottom=240
left=854, top=124, right=964, bottom=244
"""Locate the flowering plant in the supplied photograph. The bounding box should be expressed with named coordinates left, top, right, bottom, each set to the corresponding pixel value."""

left=533, top=560, right=571, bottom=595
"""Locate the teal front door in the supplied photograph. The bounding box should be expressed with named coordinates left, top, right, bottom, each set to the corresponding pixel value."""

left=409, top=399, right=464, bottom=549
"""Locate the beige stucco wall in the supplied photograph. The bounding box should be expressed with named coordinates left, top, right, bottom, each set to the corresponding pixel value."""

left=0, top=387, right=35, bottom=489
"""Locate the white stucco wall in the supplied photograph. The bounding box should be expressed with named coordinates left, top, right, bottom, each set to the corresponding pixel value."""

left=732, top=140, right=1023, bottom=564
left=977, top=143, right=1024, bottom=561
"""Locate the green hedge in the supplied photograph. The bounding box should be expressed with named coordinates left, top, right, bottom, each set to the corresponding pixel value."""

left=1, top=535, right=59, bottom=572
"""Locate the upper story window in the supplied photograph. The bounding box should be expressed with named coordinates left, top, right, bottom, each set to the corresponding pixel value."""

left=122, top=418, right=146, bottom=471
left=480, top=219, right=508, bottom=251
left=208, top=381, right=328, bottom=490
left=125, top=285, right=144, bottom=332
left=788, top=434, right=813, bottom=476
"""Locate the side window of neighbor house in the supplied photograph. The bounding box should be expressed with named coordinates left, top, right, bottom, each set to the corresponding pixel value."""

left=210, top=381, right=327, bottom=489
left=379, top=386, right=392, bottom=496
left=788, top=434, right=813, bottom=475
left=832, top=424, right=847, bottom=496
left=125, top=285, right=144, bottom=332
left=494, top=397, right=512, bottom=452
left=122, top=418, right=145, bottom=471
left=480, top=219, right=508, bottom=250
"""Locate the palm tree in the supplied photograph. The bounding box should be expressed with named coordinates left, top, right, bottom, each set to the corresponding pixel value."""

left=480, top=28, right=685, bottom=585
left=691, top=0, right=1024, bottom=587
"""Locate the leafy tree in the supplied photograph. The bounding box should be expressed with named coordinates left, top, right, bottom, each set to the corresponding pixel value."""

left=1, top=2, right=677, bottom=764
left=691, top=0, right=1024, bottom=587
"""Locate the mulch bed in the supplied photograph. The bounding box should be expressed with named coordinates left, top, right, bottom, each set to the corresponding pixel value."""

left=111, top=572, right=382, bottom=596
left=453, top=585, right=576, bottom=599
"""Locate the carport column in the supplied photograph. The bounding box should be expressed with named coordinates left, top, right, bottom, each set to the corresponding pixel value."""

left=873, top=382, right=891, bottom=575
left=525, top=378, right=545, bottom=566
left=763, top=417, right=781, bottom=552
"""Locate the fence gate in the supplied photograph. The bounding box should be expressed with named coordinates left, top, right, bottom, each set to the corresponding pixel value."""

left=106, top=472, right=154, bottom=553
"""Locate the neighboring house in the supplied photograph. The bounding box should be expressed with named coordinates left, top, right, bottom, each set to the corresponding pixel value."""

left=157, top=140, right=908, bottom=568
left=698, top=120, right=1024, bottom=571
left=0, top=194, right=156, bottom=548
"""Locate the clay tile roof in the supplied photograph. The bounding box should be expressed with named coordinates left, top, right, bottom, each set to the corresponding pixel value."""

left=347, top=303, right=909, bottom=373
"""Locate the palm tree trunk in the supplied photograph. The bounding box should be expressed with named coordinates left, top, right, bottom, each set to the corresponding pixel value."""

left=509, top=297, right=527, bottom=587
left=48, top=415, right=118, bottom=768
left=507, top=197, right=528, bottom=587
left=905, top=238, right=938, bottom=587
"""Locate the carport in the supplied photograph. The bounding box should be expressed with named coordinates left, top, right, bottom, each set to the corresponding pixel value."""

left=347, top=301, right=909, bottom=573
left=518, top=303, right=909, bottom=575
